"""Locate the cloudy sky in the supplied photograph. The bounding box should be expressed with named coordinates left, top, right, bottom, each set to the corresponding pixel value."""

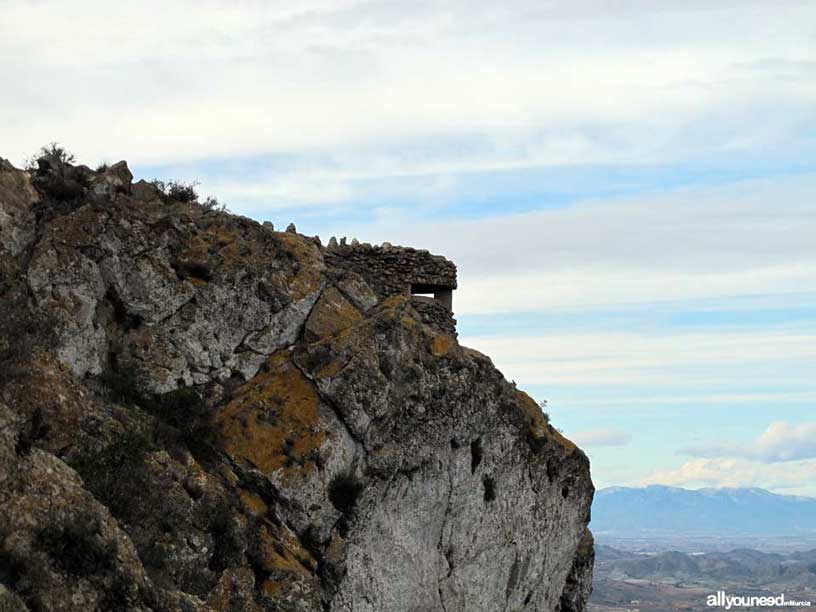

left=3, top=1, right=815, bottom=494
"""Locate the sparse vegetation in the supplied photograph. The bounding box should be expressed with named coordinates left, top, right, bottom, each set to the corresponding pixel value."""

left=24, top=142, right=75, bottom=171
left=201, top=195, right=228, bottom=213
left=150, top=179, right=199, bottom=203
left=538, top=399, right=550, bottom=423
left=149, top=179, right=228, bottom=212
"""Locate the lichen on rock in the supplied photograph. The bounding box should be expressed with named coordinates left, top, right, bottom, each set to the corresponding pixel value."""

left=0, top=152, right=594, bottom=611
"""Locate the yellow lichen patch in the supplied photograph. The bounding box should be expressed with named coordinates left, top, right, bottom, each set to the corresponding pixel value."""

left=305, top=286, right=362, bottom=341
left=314, top=357, right=346, bottom=381
left=176, top=234, right=210, bottom=268
left=380, top=294, right=411, bottom=310
left=516, top=390, right=548, bottom=437
left=217, top=351, right=325, bottom=482
left=430, top=333, right=455, bottom=357
left=238, top=489, right=268, bottom=517
left=207, top=224, right=241, bottom=247
left=261, top=579, right=284, bottom=598
left=255, top=523, right=312, bottom=576
left=275, top=232, right=324, bottom=300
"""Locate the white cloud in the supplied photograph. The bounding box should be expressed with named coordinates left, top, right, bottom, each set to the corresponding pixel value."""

left=570, top=428, right=631, bottom=447
left=316, top=173, right=816, bottom=314
left=644, top=457, right=816, bottom=494
left=681, top=421, right=816, bottom=462
left=463, top=327, right=816, bottom=387
left=1, top=0, right=814, bottom=176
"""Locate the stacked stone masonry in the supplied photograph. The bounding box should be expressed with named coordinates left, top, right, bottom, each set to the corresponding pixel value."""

left=325, top=241, right=456, bottom=303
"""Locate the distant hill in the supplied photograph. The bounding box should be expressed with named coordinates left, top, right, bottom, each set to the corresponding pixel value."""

left=591, top=544, right=816, bottom=611
left=597, top=544, right=816, bottom=583
left=592, top=485, right=816, bottom=537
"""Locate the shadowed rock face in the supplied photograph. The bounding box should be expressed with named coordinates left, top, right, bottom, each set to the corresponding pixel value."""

left=0, top=154, right=594, bottom=612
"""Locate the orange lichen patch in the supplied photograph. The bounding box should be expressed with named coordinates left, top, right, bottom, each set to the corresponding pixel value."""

left=176, top=234, right=210, bottom=267
left=516, top=390, right=547, bottom=436
left=207, top=224, right=241, bottom=247
left=430, top=333, right=455, bottom=357
left=304, top=286, right=362, bottom=341
left=275, top=232, right=324, bottom=301
left=238, top=489, right=268, bottom=517
left=217, top=351, right=325, bottom=481
left=314, top=357, right=346, bottom=381
left=400, top=314, right=419, bottom=331
left=255, top=523, right=313, bottom=576
left=261, top=579, right=284, bottom=598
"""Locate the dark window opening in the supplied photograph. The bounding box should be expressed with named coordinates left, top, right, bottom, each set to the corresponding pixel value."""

left=410, top=283, right=453, bottom=311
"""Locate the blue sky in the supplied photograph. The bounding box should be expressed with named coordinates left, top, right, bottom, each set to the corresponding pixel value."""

left=3, top=0, right=815, bottom=494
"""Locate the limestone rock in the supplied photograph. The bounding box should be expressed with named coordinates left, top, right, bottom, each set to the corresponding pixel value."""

left=0, top=153, right=594, bottom=612
left=90, top=160, right=133, bottom=197
left=0, top=163, right=38, bottom=258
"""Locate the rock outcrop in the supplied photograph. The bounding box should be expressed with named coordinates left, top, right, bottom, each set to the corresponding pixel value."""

left=0, top=151, right=594, bottom=611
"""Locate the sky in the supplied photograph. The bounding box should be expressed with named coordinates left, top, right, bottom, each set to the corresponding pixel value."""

left=2, top=1, right=815, bottom=494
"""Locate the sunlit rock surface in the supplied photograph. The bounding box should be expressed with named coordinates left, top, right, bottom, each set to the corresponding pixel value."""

left=0, top=153, right=594, bottom=611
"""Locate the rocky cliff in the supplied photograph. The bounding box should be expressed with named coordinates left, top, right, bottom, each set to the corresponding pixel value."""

left=0, top=151, right=594, bottom=612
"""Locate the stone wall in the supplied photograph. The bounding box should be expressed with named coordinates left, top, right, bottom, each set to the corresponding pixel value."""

left=324, top=242, right=457, bottom=301
left=411, top=296, right=458, bottom=337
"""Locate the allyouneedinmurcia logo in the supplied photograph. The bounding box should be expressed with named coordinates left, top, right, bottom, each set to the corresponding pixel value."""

left=707, top=591, right=812, bottom=609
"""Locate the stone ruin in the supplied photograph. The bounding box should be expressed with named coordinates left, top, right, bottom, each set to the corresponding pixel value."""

left=324, top=238, right=458, bottom=336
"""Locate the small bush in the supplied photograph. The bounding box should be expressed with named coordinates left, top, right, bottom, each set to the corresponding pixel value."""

left=538, top=399, right=550, bottom=424
left=201, top=196, right=228, bottom=213
left=149, top=179, right=229, bottom=213
left=150, top=179, right=199, bottom=203
left=24, top=142, right=76, bottom=171
left=328, top=472, right=364, bottom=515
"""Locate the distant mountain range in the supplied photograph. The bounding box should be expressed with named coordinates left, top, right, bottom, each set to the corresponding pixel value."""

left=592, top=485, right=816, bottom=537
